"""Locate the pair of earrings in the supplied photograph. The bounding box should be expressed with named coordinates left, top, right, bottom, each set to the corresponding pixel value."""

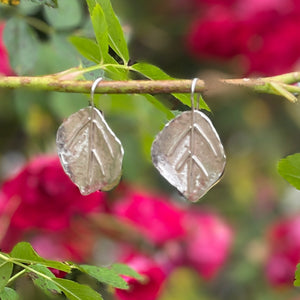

left=56, top=78, right=226, bottom=202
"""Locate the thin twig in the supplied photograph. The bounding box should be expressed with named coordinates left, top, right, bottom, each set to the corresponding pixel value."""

left=0, top=71, right=299, bottom=102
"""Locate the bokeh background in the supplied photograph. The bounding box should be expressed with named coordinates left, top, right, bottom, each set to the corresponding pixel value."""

left=0, top=0, right=300, bottom=299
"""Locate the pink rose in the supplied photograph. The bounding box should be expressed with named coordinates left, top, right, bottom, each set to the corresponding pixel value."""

left=183, top=211, right=233, bottom=279
left=186, top=0, right=300, bottom=75
left=112, top=187, right=233, bottom=281
left=247, top=17, right=300, bottom=75
left=265, top=215, right=300, bottom=286
left=0, top=155, right=106, bottom=231
left=187, top=7, right=244, bottom=59
left=112, top=189, right=185, bottom=245
left=0, top=22, right=14, bottom=76
left=115, top=252, right=167, bottom=300
left=266, top=254, right=296, bottom=286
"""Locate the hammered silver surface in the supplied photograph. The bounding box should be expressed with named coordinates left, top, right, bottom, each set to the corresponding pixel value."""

left=151, top=110, right=226, bottom=202
left=56, top=107, right=124, bottom=195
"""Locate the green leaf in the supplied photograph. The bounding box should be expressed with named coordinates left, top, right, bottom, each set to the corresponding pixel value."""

left=277, top=153, right=300, bottom=190
left=194, top=93, right=211, bottom=112
left=295, top=263, right=300, bottom=286
left=3, top=17, right=39, bottom=75
left=104, top=64, right=129, bottom=80
left=10, top=242, right=71, bottom=273
left=87, top=0, right=129, bottom=63
left=27, top=264, right=62, bottom=296
left=80, top=265, right=128, bottom=290
left=51, top=34, right=80, bottom=70
left=143, top=94, right=174, bottom=120
left=69, top=36, right=101, bottom=64
left=53, top=278, right=103, bottom=300
left=131, top=62, right=172, bottom=80
left=0, top=287, right=19, bottom=300
left=34, top=34, right=78, bottom=74
left=44, top=0, right=82, bottom=30
left=131, top=62, right=210, bottom=110
left=294, top=279, right=300, bottom=286
left=90, top=4, right=108, bottom=63
left=0, top=257, right=13, bottom=291
left=31, top=0, right=58, bottom=8
left=111, top=263, right=144, bottom=281
left=18, top=1, right=41, bottom=14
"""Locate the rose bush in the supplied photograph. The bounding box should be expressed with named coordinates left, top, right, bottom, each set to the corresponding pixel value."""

left=112, top=187, right=233, bottom=298
left=0, top=156, right=233, bottom=299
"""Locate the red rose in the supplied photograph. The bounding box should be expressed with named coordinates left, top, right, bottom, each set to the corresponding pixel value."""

left=183, top=211, right=233, bottom=279
left=112, top=189, right=185, bottom=245
left=186, top=0, right=300, bottom=75
left=265, top=215, right=300, bottom=286
left=112, top=187, right=233, bottom=281
left=115, top=252, right=167, bottom=300
left=0, top=155, right=106, bottom=231
left=0, top=22, right=14, bottom=76
left=187, top=7, right=244, bottom=59
left=266, top=253, right=296, bottom=286
left=247, top=17, right=300, bottom=75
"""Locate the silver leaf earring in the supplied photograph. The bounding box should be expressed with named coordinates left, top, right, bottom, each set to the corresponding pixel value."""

left=56, top=77, right=124, bottom=195
left=151, top=78, right=226, bottom=202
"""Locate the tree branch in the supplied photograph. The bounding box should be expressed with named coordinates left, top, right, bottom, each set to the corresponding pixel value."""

left=0, top=71, right=299, bottom=102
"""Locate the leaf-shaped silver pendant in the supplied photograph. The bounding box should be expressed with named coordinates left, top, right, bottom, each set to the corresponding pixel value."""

left=56, top=107, right=124, bottom=195
left=151, top=110, right=226, bottom=202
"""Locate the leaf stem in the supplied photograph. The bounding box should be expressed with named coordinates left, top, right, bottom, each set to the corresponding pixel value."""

left=81, top=63, right=130, bottom=75
left=0, top=252, right=94, bottom=300
left=22, top=15, right=54, bottom=35
left=0, top=252, right=62, bottom=295
left=0, top=252, right=70, bottom=283
left=6, top=269, right=26, bottom=286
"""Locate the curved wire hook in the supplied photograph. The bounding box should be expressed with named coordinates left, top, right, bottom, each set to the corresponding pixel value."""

left=90, top=77, right=103, bottom=108
left=191, top=78, right=200, bottom=111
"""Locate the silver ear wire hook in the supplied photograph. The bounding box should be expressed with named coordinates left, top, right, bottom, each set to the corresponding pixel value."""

left=191, top=78, right=201, bottom=111
left=190, top=78, right=200, bottom=153
left=90, top=77, right=103, bottom=108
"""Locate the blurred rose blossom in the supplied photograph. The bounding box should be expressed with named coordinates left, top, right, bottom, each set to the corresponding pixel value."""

left=186, top=0, right=300, bottom=75
left=115, top=252, right=167, bottom=300
left=112, top=189, right=186, bottom=245
left=0, top=22, right=14, bottom=75
left=0, top=157, right=234, bottom=299
left=265, top=215, right=300, bottom=286
left=0, top=155, right=106, bottom=232
left=112, top=187, right=233, bottom=293
left=183, top=211, right=233, bottom=279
